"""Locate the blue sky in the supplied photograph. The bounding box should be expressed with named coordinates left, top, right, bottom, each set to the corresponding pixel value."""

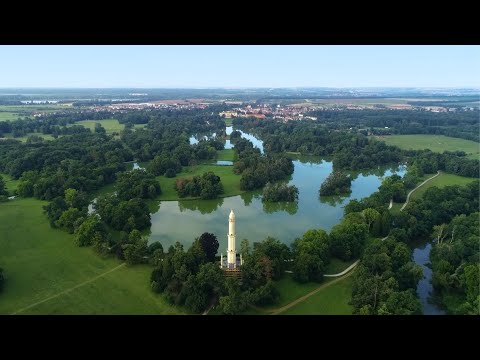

left=0, top=45, right=478, bottom=88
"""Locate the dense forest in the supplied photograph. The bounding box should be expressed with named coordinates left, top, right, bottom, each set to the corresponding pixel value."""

left=233, top=118, right=403, bottom=170
left=430, top=212, right=479, bottom=315
left=150, top=235, right=287, bottom=314
left=345, top=174, right=479, bottom=314
left=306, top=109, right=480, bottom=142
left=350, top=238, right=423, bottom=315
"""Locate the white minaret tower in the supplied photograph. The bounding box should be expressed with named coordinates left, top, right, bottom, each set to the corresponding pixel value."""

left=227, top=209, right=236, bottom=267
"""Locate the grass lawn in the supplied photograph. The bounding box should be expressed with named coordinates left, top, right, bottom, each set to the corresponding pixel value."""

left=217, top=149, right=236, bottom=161
left=224, top=118, right=233, bottom=126
left=0, top=173, right=20, bottom=196
left=410, top=173, right=477, bottom=201
left=261, top=273, right=323, bottom=310
left=23, top=265, right=184, bottom=315
left=156, top=164, right=243, bottom=200
left=325, top=257, right=356, bottom=274
left=71, top=119, right=146, bottom=134
left=72, top=119, right=124, bottom=133
left=378, top=134, right=480, bottom=160
left=281, top=274, right=354, bottom=315
left=0, top=198, right=181, bottom=314
left=0, top=112, right=20, bottom=121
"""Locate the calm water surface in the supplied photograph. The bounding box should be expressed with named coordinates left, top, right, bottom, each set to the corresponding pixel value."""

left=412, top=241, right=446, bottom=315
left=152, top=127, right=405, bottom=250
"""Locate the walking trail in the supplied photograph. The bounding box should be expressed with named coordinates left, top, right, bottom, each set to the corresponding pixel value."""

left=11, top=263, right=126, bottom=315
left=382, top=171, right=441, bottom=241
left=254, top=268, right=357, bottom=315
left=400, top=171, right=441, bottom=211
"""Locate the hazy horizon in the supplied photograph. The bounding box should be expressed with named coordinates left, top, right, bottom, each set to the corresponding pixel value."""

left=0, top=46, right=478, bottom=88
left=0, top=86, right=479, bottom=90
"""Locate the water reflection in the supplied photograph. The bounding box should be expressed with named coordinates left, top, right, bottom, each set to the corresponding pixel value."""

left=263, top=201, right=299, bottom=215
left=239, top=190, right=261, bottom=206
left=178, top=197, right=224, bottom=214
left=149, top=157, right=406, bottom=249
left=320, top=194, right=348, bottom=206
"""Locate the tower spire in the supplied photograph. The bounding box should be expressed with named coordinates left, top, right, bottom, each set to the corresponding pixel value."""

left=227, top=209, right=236, bottom=268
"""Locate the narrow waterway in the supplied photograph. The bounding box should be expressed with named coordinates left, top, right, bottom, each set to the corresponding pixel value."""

left=412, top=240, right=446, bottom=315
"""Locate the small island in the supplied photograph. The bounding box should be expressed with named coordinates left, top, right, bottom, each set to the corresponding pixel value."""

left=319, top=171, right=351, bottom=196
left=262, top=182, right=299, bottom=202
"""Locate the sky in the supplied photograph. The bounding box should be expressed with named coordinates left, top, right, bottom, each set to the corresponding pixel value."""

left=0, top=45, right=478, bottom=88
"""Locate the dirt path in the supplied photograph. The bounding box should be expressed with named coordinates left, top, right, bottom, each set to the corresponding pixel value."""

left=381, top=171, right=441, bottom=242
left=400, top=171, right=441, bottom=211
left=324, top=260, right=359, bottom=277
left=11, top=263, right=126, bottom=315
left=252, top=267, right=357, bottom=315
left=271, top=270, right=356, bottom=315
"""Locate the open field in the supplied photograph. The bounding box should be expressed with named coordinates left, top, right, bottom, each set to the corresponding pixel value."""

left=262, top=273, right=325, bottom=310
left=21, top=265, right=184, bottom=315
left=0, top=198, right=182, bottom=314
left=410, top=173, right=477, bottom=201
left=217, top=149, right=236, bottom=161
left=156, top=164, right=243, bottom=200
left=224, top=118, right=233, bottom=126
left=70, top=119, right=145, bottom=134
left=281, top=274, right=354, bottom=315
left=1, top=132, right=56, bottom=142
left=377, top=134, right=480, bottom=159
left=0, top=173, right=20, bottom=195
left=0, top=112, right=21, bottom=121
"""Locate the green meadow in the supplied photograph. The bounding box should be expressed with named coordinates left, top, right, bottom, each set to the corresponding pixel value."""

left=410, top=173, right=477, bottom=201
left=281, top=275, right=354, bottom=315
left=379, top=134, right=479, bottom=159
left=0, top=198, right=183, bottom=314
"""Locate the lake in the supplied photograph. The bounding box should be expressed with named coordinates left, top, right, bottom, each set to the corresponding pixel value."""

left=151, top=127, right=405, bottom=250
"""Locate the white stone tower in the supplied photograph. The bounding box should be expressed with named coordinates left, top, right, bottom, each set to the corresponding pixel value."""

left=227, top=209, right=236, bottom=267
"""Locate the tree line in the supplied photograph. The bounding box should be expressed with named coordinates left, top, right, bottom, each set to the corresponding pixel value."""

left=233, top=117, right=403, bottom=170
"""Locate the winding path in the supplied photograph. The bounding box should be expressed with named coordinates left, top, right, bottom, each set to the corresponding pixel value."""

left=381, top=171, right=441, bottom=241
left=400, top=171, right=441, bottom=211
left=11, top=263, right=126, bottom=315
